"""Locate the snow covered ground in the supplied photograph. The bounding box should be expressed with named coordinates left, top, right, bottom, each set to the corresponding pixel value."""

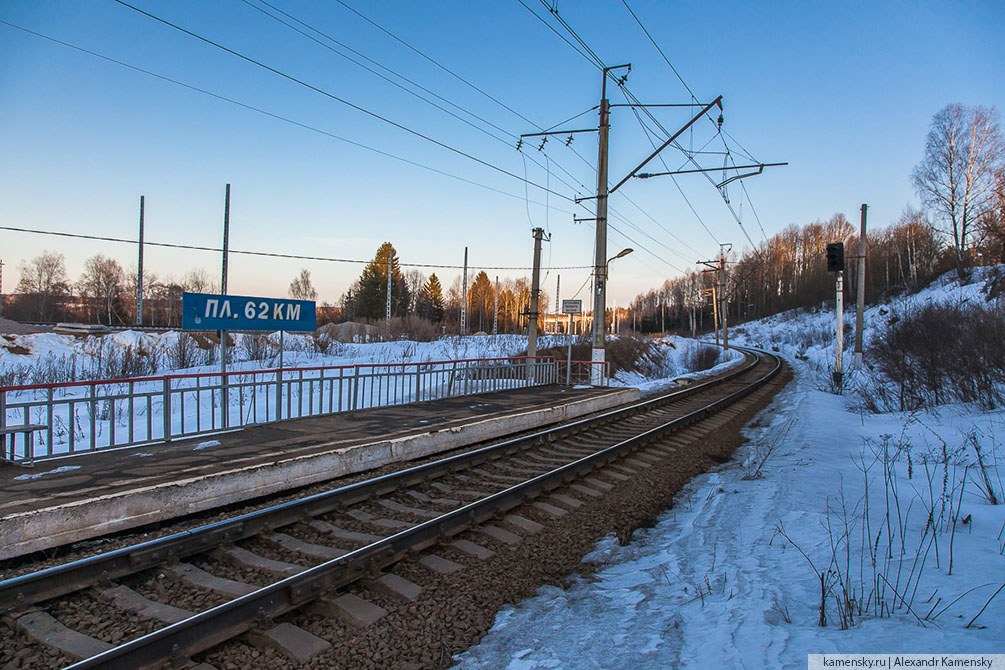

left=0, top=328, right=736, bottom=458
left=456, top=274, right=1005, bottom=668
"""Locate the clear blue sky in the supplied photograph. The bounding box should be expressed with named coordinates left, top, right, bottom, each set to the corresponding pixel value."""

left=1, top=0, right=1002, bottom=308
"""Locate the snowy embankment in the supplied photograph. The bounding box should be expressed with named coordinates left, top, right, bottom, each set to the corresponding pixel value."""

left=456, top=273, right=1005, bottom=668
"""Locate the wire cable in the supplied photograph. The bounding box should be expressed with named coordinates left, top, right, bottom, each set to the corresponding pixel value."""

left=334, top=0, right=544, bottom=130
left=0, top=225, right=592, bottom=271
left=0, top=19, right=578, bottom=215
left=111, top=0, right=572, bottom=201
left=241, top=0, right=587, bottom=200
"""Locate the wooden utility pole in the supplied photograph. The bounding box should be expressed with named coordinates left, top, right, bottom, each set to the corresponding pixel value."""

left=854, top=204, right=868, bottom=370
left=137, top=196, right=144, bottom=326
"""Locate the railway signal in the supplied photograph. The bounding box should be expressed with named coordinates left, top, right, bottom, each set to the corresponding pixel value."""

left=826, top=241, right=845, bottom=388
left=826, top=242, right=845, bottom=272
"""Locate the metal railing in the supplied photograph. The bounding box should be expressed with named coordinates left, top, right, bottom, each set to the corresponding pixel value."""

left=0, top=355, right=581, bottom=463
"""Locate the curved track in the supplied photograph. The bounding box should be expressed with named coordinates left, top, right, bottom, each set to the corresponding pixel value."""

left=1, top=347, right=783, bottom=669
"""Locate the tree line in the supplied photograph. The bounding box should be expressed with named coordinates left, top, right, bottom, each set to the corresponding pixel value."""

left=5, top=240, right=549, bottom=334
left=8, top=104, right=999, bottom=336
left=626, top=103, right=1005, bottom=334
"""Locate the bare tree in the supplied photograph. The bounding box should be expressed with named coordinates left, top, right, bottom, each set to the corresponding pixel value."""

left=404, top=269, right=425, bottom=313
left=183, top=268, right=215, bottom=293
left=16, top=250, right=70, bottom=321
left=912, top=104, right=1004, bottom=278
left=78, top=254, right=125, bottom=324
left=288, top=268, right=318, bottom=301
left=978, top=168, right=1005, bottom=263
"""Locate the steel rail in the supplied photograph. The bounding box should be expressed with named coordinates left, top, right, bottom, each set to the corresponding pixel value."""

left=0, top=349, right=764, bottom=614
left=64, top=347, right=780, bottom=669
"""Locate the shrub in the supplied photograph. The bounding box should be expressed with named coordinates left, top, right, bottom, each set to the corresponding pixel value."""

left=239, top=334, right=273, bottom=362
left=166, top=333, right=201, bottom=369
left=868, top=303, right=1005, bottom=411
left=684, top=343, right=720, bottom=372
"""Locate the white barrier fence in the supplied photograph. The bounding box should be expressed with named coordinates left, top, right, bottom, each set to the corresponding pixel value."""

left=0, top=356, right=607, bottom=463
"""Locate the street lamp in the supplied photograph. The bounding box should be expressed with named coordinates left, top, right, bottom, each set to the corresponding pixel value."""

left=590, top=248, right=633, bottom=385
left=608, top=248, right=632, bottom=337
left=608, top=248, right=634, bottom=264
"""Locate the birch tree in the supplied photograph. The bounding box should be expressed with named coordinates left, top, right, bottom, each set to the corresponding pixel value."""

left=912, top=104, right=1004, bottom=278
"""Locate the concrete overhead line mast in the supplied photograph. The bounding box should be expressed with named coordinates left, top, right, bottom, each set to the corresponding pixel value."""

left=521, top=65, right=783, bottom=385
left=698, top=243, right=732, bottom=351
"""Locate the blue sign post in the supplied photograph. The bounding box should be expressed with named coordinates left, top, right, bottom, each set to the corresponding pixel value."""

left=182, top=293, right=317, bottom=332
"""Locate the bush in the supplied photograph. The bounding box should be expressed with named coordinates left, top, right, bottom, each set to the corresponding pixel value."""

left=684, top=343, right=720, bottom=372
left=525, top=332, right=669, bottom=376
left=239, top=334, right=274, bottom=362
left=166, top=333, right=201, bottom=369
left=868, top=303, right=1005, bottom=411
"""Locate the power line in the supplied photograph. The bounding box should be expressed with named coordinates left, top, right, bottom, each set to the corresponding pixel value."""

left=0, top=19, right=578, bottom=215
left=616, top=2, right=773, bottom=246
left=243, top=0, right=514, bottom=145
left=522, top=4, right=734, bottom=254
left=252, top=0, right=602, bottom=205
left=334, top=0, right=544, bottom=130
left=111, top=0, right=572, bottom=202
left=0, top=226, right=592, bottom=271
left=620, top=0, right=696, bottom=99
left=519, top=2, right=720, bottom=270
left=516, top=0, right=603, bottom=71
left=241, top=0, right=591, bottom=200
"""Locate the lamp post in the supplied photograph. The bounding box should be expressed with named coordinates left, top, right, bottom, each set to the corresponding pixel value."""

left=592, top=247, right=632, bottom=384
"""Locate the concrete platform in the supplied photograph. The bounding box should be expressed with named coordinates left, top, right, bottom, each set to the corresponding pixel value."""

left=0, top=385, right=639, bottom=560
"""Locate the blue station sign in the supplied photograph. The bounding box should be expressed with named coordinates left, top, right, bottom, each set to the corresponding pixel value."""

left=182, top=292, right=317, bottom=332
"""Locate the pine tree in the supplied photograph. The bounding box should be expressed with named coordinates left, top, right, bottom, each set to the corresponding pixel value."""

left=416, top=273, right=445, bottom=322
left=347, top=242, right=410, bottom=320
left=468, top=271, right=493, bottom=332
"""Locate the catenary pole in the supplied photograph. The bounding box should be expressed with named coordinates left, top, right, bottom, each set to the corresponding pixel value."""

left=711, top=285, right=720, bottom=348
left=555, top=274, right=560, bottom=334
left=221, top=184, right=231, bottom=428
left=591, top=70, right=612, bottom=386
left=854, top=204, right=868, bottom=370
left=720, top=250, right=729, bottom=351
left=493, top=275, right=499, bottom=335
left=461, top=247, right=468, bottom=335
left=528, top=228, right=545, bottom=379
left=386, top=251, right=392, bottom=323
left=136, top=196, right=144, bottom=326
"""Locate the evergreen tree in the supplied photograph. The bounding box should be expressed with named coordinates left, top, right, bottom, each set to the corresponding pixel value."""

left=468, top=271, right=493, bottom=332
left=416, top=273, right=445, bottom=322
left=347, top=242, right=410, bottom=320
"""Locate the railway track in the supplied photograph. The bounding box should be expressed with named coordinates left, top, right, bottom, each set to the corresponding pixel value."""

left=1, top=347, right=784, bottom=670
